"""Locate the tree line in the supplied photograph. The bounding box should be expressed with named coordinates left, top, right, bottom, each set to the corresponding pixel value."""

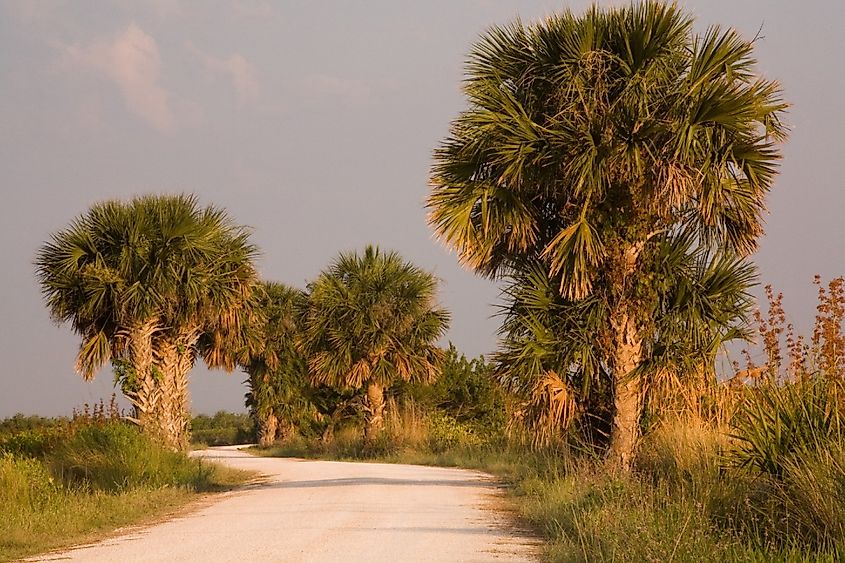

left=36, top=3, right=787, bottom=470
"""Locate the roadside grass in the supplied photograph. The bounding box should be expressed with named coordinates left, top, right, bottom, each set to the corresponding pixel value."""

left=255, top=401, right=845, bottom=563
left=0, top=420, right=252, bottom=562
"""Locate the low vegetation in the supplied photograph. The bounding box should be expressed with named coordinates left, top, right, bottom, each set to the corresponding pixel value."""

left=250, top=279, right=845, bottom=561
left=0, top=409, right=250, bottom=562
left=190, top=411, right=255, bottom=447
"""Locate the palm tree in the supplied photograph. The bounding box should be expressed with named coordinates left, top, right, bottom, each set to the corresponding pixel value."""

left=240, top=282, right=310, bottom=447
left=427, top=3, right=786, bottom=467
left=496, top=234, right=756, bottom=447
left=36, top=194, right=258, bottom=449
left=302, top=246, right=451, bottom=441
left=152, top=205, right=260, bottom=450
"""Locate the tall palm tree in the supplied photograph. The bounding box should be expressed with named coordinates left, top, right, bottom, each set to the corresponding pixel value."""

left=36, top=194, right=258, bottom=449
left=302, top=246, right=451, bottom=441
left=240, top=282, right=310, bottom=447
left=427, top=3, right=786, bottom=467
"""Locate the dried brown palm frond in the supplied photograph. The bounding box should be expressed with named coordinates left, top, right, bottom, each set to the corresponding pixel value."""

left=511, top=371, right=579, bottom=448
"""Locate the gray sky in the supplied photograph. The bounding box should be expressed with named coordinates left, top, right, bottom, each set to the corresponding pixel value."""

left=1, top=1, right=843, bottom=417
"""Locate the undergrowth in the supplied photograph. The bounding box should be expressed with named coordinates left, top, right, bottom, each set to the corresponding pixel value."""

left=257, top=398, right=845, bottom=562
left=0, top=417, right=250, bottom=562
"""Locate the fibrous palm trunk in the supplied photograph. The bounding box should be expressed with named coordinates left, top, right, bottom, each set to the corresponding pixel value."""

left=607, top=243, right=645, bottom=471
left=154, top=329, right=199, bottom=450
left=277, top=419, right=296, bottom=443
left=123, top=319, right=163, bottom=436
left=608, top=302, right=644, bottom=471
left=258, top=413, right=278, bottom=447
left=364, top=381, right=385, bottom=442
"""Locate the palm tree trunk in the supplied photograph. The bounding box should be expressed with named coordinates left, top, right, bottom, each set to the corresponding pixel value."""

left=608, top=244, right=645, bottom=471
left=123, top=319, right=161, bottom=435
left=153, top=330, right=198, bottom=450
left=278, top=419, right=295, bottom=443
left=152, top=337, right=181, bottom=449
left=258, top=413, right=278, bottom=447
left=364, top=381, right=385, bottom=442
left=608, top=304, right=643, bottom=470
left=172, top=336, right=195, bottom=448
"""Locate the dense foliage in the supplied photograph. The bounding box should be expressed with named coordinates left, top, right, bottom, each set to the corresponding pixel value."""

left=190, top=412, right=255, bottom=447
left=238, top=282, right=311, bottom=446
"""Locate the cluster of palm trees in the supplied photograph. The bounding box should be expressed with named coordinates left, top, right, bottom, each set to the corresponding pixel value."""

left=37, top=3, right=787, bottom=468
left=38, top=207, right=449, bottom=449
left=426, top=2, right=786, bottom=467
left=232, top=248, right=451, bottom=447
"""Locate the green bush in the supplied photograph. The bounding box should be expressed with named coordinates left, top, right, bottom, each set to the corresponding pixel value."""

left=426, top=412, right=481, bottom=452
left=190, top=412, right=254, bottom=446
left=0, top=414, right=67, bottom=436
left=0, top=427, right=64, bottom=459
left=48, top=422, right=213, bottom=491
left=398, top=344, right=506, bottom=430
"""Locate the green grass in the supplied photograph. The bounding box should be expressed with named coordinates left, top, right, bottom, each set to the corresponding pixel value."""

left=0, top=421, right=252, bottom=562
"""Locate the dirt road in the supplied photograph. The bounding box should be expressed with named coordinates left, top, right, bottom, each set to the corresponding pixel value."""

left=31, top=446, right=537, bottom=562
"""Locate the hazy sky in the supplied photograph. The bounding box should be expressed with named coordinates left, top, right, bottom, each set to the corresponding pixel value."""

left=2, top=1, right=843, bottom=417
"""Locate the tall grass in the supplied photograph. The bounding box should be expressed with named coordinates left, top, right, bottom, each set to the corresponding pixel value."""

left=0, top=419, right=249, bottom=562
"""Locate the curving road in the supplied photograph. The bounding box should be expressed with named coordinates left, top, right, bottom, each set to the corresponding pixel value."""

left=31, top=446, right=537, bottom=562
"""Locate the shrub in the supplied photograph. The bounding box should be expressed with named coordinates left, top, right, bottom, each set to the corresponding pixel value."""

left=398, top=344, right=507, bottom=430
left=48, top=422, right=212, bottom=491
left=190, top=412, right=254, bottom=446
left=0, top=427, right=65, bottom=459
left=0, top=414, right=67, bottom=436
left=427, top=412, right=482, bottom=452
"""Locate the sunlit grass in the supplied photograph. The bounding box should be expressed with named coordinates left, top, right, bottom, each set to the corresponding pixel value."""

left=0, top=421, right=251, bottom=562
left=256, top=403, right=845, bottom=562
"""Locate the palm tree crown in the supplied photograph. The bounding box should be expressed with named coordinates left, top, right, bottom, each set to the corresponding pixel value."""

left=428, top=2, right=786, bottom=297
left=303, top=246, right=450, bottom=389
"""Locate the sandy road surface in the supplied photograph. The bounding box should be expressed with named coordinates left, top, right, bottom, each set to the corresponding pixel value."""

left=31, top=446, right=537, bottom=562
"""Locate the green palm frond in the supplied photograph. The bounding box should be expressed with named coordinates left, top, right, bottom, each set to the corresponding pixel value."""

left=427, top=2, right=786, bottom=281
left=302, top=246, right=451, bottom=391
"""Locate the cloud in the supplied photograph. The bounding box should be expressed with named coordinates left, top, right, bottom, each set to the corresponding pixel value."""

left=187, top=43, right=259, bottom=105
left=62, top=24, right=175, bottom=131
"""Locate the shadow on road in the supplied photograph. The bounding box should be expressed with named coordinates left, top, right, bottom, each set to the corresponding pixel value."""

left=256, top=476, right=493, bottom=489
